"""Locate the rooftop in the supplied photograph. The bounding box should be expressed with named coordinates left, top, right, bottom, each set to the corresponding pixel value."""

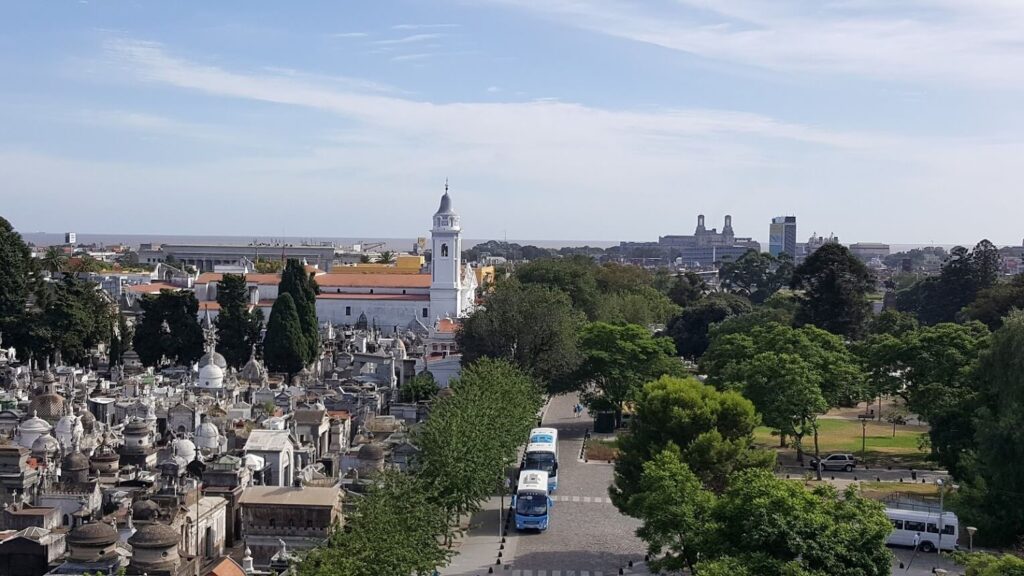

left=244, top=429, right=295, bottom=452
left=316, top=293, right=429, bottom=301
left=237, top=486, right=341, bottom=507
left=315, top=274, right=431, bottom=289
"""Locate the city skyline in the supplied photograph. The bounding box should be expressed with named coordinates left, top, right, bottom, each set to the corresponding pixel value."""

left=4, top=2, right=1024, bottom=244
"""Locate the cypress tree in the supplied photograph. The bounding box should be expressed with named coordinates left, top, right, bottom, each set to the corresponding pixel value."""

left=215, top=273, right=264, bottom=369
left=279, top=259, right=319, bottom=363
left=263, top=293, right=306, bottom=376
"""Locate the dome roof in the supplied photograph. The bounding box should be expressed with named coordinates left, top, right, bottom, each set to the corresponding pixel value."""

left=63, top=450, right=90, bottom=471
left=67, top=521, right=118, bottom=546
left=198, top=350, right=227, bottom=370
left=357, top=443, right=385, bottom=461
left=128, top=522, right=179, bottom=548
left=435, top=191, right=456, bottom=216
left=198, top=362, right=224, bottom=387
left=196, top=421, right=220, bottom=439
left=31, top=432, right=59, bottom=455
left=171, top=438, right=196, bottom=461
left=131, top=499, right=161, bottom=521
left=28, top=393, right=66, bottom=422
left=55, top=414, right=81, bottom=435
left=78, top=408, right=95, bottom=427
left=20, top=413, right=51, bottom=433
left=124, top=419, right=151, bottom=434
left=240, top=354, right=265, bottom=382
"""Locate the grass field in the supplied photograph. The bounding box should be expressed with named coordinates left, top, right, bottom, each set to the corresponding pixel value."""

left=858, top=481, right=943, bottom=501
left=754, top=417, right=933, bottom=468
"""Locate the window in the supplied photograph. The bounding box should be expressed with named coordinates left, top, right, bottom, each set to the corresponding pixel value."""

left=927, top=523, right=939, bottom=534
left=345, top=306, right=351, bottom=316
left=270, top=518, right=276, bottom=528
left=422, top=308, right=429, bottom=318
left=402, top=289, right=406, bottom=294
left=904, top=520, right=926, bottom=532
left=441, top=243, right=449, bottom=257
left=942, top=524, right=955, bottom=535
left=892, top=519, right=903, bottom=530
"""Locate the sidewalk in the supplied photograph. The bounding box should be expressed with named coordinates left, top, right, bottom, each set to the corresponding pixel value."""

left=440, top=497, right=517, bottom=576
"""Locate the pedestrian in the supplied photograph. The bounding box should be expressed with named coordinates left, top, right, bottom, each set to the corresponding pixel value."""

left=574, top=403, right=583, bottom=418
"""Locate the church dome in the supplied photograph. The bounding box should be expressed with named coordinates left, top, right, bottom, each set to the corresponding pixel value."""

left=31, top=432, right=60, bottom=457
left=128, top=522, right=179, bottom=548
left=131, top=499, right=161, bottom=521
left=124, top=419, right=151, bottom=435
left=63, top=449, right=90, bottom=471
left=195, top=421, right=220, bottom=447
left=198, top=362, right=224, bottom=388
left=28, top=392, right=67, bottom=423
left=198, top=350, right=227, bottom=370
left=67, top=521, right=118, bottom=547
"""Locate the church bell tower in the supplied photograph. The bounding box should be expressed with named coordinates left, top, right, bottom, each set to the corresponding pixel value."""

left=430, top=182, right=462, bottom=320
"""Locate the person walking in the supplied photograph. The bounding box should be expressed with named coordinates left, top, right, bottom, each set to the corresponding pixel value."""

left=574, top=403, right=583, bottom=418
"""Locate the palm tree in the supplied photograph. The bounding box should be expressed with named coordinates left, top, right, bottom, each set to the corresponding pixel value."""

left=377, top=250, right=396, bottom=264
left=40, top=246, right=67, bottom=275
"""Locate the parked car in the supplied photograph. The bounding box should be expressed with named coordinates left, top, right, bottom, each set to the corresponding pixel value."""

left=809, top=453, right=857, bottom=471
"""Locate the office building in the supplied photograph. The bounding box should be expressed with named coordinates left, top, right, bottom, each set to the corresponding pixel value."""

left=769, top=216, right=797, bottom=259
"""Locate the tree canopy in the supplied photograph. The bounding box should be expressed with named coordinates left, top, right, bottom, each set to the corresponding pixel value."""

left=896, top=241, right=1001, bottom=325
left=960, top=273, right=1024, bottom=330
left=132, top=289, right=204, bottom=367
left=279, top=259, right=319, bottom=364
left=666, top=292, right=753, bottom=358
left=0, top=217, right=33, bottom=346
left=719, top=250, right=794, bottom=304
left=612, top=376, right=772, bottom=502
left=457, top=279, right=584, bottom=391
left=214, top=273, right=264, bottom=369
left=790, top=243, right=875, bottom=339
left=263, top=293, right=307, bottom=376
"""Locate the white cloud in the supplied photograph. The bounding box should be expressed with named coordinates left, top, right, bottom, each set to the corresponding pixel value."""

left=479, top=0, right=1024, bottom=89
left=391, top=53, right=433, bottom=62
left=487, top=85, right=501, bottom=93
left=372, top=33, right=445, bottom=46
left=391, top=23, right=460, bottom=30
left=332, top=32, right=369, bottom=38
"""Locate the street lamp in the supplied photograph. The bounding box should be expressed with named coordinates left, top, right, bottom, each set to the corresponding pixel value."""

left=966, top=526, right=977, bottom=552
left=935, top=478, right=945, bottom=554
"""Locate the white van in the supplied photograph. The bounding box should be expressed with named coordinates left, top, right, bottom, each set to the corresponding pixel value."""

left=885, top=508, right=958, bottom=552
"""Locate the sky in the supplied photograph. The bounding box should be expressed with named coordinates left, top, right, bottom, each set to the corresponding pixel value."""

left=2, top=1, right=1024, bottom=246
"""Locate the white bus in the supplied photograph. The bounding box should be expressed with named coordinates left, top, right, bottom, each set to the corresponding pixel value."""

left=522, top=427, right=559, bottom=491
left=885, top=508, right=959, bottom=552
left=513, top=470, right=553, bottom=531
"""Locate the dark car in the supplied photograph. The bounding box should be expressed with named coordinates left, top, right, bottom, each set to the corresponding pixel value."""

left=809, top=453, right=857, bottom=472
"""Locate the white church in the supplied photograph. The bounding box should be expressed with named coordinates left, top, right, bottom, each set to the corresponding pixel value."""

left=192, top=188, right=479, bottom=332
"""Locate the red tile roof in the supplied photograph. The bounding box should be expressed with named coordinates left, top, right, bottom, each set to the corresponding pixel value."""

left=126, top=282, right=174, bottom=294
left=198, top=302, right=221, bottom=311
left=316, top=293, right=429, bottom=302
left=315, top=274, right=431, bottom=289
left=205, top=556, right=246, bottom=576
left=436, top=318, right=459, bottom=333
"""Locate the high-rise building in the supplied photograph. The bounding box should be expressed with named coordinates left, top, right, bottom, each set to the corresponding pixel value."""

left=769, top=216, right=797, bottom=258
left=64, top=232, right=76, bottom=245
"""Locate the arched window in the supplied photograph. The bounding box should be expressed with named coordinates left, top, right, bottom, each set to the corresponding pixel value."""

left=441, top=243, right=449, bottom=257
left=63, top=514, right=70, bottom=526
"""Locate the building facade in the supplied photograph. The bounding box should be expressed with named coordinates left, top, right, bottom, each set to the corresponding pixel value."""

left=769, top=216, right=797, bottom=259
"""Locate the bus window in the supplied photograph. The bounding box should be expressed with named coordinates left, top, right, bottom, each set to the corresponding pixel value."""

left=927, top=523, right=939, bottom=534
left=892, top=519, right=903, bottom=530
left=905, top=520, right=926, bottom=532
left=942, top=524, right=955, bottom=535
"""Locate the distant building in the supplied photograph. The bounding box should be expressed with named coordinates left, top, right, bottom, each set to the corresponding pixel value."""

left=619, top=215, right=760, bottom=266
left=769, top=216, right=797, bottom=259
left=849, top=242, right=890, bottom=261
left=64, top=232, right=76, bottom=245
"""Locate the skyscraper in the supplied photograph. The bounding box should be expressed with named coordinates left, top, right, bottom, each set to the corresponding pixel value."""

left=769, top=216, right=797, bottom=258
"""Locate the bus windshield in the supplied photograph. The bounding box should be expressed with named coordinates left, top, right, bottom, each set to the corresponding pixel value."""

left=524, top=452, right=556, bottom=474
left=516, top=492, right=548, bottom=516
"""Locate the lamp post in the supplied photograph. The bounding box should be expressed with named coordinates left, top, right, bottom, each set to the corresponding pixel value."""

left=967, top=526, right=977, bottom=552
left=935, top=478, right=945, bottom=554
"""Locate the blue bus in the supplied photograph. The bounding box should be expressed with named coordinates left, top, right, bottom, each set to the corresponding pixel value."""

left=513, top=470, right=553, bottom=531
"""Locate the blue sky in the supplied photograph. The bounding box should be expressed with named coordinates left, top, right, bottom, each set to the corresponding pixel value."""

left=2, top=1, right=1023, bottom=246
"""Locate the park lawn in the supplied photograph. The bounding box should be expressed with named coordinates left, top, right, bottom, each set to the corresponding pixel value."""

left=754, top=418, right=932, bottom=467
left=859, top=481, right=943, bottom=502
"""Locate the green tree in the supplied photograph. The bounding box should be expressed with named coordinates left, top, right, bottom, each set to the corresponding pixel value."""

left=376, top=250, right=396, bottom=264
left=0, top=217, right=33, bottom=350
left=457, top=279, right=584, bottom=391
left=790, top=243, right=875, bottom=339
left=954, top=552, right=1024, bottom=576
left=40, top=246, right=68, bottom=275
left=626, top=446, right=714, bottom=573
left=132, top=290, right=204, bottom=367
left=742, top=352, right=827, bottom=463
left=956, top=311, right=1024, bottom=545
left=595, top=285, right=681, bottom=326
left=612, top=376, right=772, bottom=503
left=667, top=270, right=707, bottom=308
left=108, top=313, right=131, bottom=366
left=574, top=322, right=682, bottom=426
left=960, top=274, right=1024, bottom=330
left=35, top=277, right=116, bottom=365
left=515, top=255, right=601, bottom=318
left=399, top=372, right=438, bottom=402
left=719, top=250, right=794, bottom=304
left=867, top=309, right=919, bottom=336
left=214, top=273, right=264, bottom=369
left=897, top=241, right=1002, bottom=325
left=279, top=259, right=319, bottom=364
left=253, top=258, right=284, bottom=273
left=263, top=293, right=307, bottom=376
left=666, top=292, right=753, bottom=358
left=298, top=472, right=451, bottom=576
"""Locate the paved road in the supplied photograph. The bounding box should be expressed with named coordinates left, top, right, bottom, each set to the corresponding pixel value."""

left=507, top=394, right=647, bottom=575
